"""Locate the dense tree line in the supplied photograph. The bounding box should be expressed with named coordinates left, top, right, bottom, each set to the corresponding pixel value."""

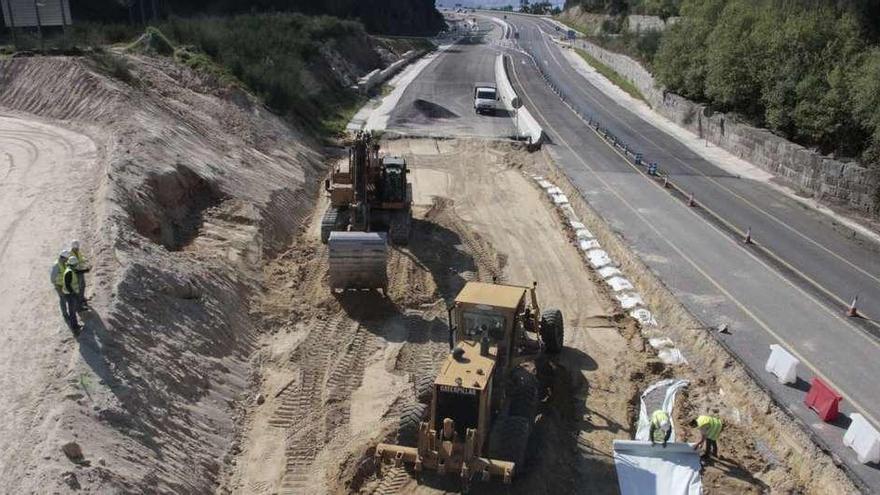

left=653, top=0, right=880, bottom=169
left=563, top=0, right=682, bottom=18
left=61, top=0, right=444, bottom=36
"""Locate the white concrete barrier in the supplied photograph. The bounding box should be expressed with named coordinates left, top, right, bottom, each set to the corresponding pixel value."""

left=844, top=414, right=880, bottom=464
left=357, top=50, right=420, bottom=94
left=495, top=54, right=544, bottom=146
left=764, top=344, right=799, bottom=385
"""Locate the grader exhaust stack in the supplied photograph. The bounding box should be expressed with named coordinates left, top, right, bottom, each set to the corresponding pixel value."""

left=321, top=132, right=412, bottom=291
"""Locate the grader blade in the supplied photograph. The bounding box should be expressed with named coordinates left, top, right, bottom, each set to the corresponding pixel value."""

left=328, top=231, right=388, bottom=290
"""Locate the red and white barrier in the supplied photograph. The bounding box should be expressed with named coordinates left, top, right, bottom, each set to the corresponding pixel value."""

left=764, top=344, right=799, bottom=385
left=804, top=377, right=843, bottom=422
left=843, top=414, right=880, bottom=464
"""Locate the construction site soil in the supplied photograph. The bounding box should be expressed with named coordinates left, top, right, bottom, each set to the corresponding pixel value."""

left=0, top=51, right=857, bottom=494
left=222, top=138, right=856, bottom=495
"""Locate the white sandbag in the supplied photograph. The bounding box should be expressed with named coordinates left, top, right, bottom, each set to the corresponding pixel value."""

left=598, top=266, right=622, bottom=279
left=615, top=292, right=644, bottom=310
left=587, top=249, right=612, bottom=268
left=575, top=228, right=595, bottom=241
left=606, top=276, right=634, bottom=292
left=551, top=193, right=569, bottom=205
left=630, top=308, right=658, bottom=327
left=579, top=239, right=601, bottom=251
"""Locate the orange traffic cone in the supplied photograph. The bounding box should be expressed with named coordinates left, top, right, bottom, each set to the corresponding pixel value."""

left=687, top=193, right=696, bottom=207
left=744, top=227, right=753, bottom=244
left=847, top=296, right=859, bottom=317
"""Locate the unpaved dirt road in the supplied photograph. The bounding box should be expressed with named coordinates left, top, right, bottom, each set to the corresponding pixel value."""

left=0, top=113, right=100, bottom=481
left=225, top=138, right=836, bottom=495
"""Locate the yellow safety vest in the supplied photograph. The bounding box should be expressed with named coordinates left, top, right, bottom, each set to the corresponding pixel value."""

left=697, top=415, right=723, bottom=441
left=651, top=410, right=670, bottom=442
left=62, top=267, right=80, bottom=295
left=72, top=248, right=86, bottom=267
left=54, top=260, right=67, bottom=287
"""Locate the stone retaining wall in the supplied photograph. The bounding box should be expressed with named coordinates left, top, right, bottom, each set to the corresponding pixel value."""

left=571, top=38, right=877, bottom=213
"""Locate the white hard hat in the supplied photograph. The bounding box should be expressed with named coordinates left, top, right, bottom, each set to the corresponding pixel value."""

left=660, top=419, right=671, bottom=431
left=60, top=249, right=71, bottom=259
left=67, top=256, right=79, bottom=267
left=71, top=240, right=80, bottom=250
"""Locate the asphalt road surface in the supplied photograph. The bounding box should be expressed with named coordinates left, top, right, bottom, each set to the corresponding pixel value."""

left=385, top=18, right=517, bottom=139
left=491, top=13, right=880, bottom=491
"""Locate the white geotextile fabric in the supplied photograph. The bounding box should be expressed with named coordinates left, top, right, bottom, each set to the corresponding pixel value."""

left=635, top=379, right=689, bottom=442
left=613, top=440, right=703, bottom=495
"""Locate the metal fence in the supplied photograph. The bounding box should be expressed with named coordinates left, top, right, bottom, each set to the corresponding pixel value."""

left=2, top=0, right=71, bottom=28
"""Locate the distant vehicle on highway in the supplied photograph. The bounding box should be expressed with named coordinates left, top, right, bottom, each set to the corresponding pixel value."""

left=474, top=83, right=499, bottom=115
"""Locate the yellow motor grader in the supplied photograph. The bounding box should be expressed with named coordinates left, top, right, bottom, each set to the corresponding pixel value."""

left=375, top=280, right=565, bottom=491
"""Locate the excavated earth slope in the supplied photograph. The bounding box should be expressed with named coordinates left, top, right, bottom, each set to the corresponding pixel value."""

left=0, top=55, right=324, bottom=493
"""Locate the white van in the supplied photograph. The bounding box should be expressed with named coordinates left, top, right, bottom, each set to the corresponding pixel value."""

left=474, top=83, right=499, bottom=115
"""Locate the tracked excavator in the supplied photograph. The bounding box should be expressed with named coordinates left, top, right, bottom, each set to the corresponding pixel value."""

left=321, top=131, right=412, bottom=291
left=374, top=280, right=565, bottom=492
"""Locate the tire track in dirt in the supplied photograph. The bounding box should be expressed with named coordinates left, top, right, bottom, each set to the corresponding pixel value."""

left=265, top=311, right=377, bottom=494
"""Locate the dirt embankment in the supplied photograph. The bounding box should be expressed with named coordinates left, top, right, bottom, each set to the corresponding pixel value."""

left=0, top=54, right=324, bottom=493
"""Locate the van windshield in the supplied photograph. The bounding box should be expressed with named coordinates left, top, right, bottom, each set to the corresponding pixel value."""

left=476, top=89, right=496, bottom=100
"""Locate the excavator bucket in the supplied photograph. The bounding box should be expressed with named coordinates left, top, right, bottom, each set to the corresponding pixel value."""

left=328, top=231, right=388, bottom=291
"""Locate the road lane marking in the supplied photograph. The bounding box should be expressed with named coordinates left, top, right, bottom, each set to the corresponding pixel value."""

left=515, top=17, right=880, bottom=330
left=528, top=22, right=880, bottom=293
left=508, top=51, right=880, bottom=431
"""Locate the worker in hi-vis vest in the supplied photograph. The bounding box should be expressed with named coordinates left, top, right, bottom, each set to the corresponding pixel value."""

left=70, top=240, right=90, bottom=309
left=62, top=256, right=83, bottom=335
left=649, top=409, right=672, bottom=447
left=50, top=249, right=71, bottom=323
left=691, top=415, right=723, bottom=459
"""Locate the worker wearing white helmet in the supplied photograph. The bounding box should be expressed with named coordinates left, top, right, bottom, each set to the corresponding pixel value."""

left=62, top=256, right=82, bottom=335
left=650, top=409, right=672, bottom=447
left=50, top=249, right=72, bottom=324
left=70, top=240, right=89, bottom=309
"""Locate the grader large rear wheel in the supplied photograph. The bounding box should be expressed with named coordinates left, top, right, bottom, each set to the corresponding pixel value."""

left=507, top=367, right=539, bottom=419
left=487, top=416, right=531, bottom=470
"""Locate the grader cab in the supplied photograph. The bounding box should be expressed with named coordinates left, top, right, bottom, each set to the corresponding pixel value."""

left=375, top=281, right=564, bottom=491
